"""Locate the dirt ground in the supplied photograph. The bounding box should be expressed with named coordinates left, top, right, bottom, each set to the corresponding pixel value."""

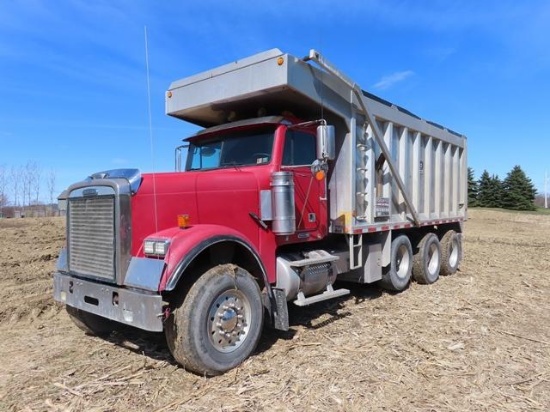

left=0, top=209, right=549, bottom=411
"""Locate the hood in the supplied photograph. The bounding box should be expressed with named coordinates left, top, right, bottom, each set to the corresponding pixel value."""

left=130, top=169, right=264, bottom=255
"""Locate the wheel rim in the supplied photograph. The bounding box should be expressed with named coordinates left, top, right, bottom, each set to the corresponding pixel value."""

left=396, top=244, right=411, bottom=279
left=448, top=236, right=459, bottom=267
left=208, top=290, right=252, bottom=353
left=427, top=242, right=440, bottom=275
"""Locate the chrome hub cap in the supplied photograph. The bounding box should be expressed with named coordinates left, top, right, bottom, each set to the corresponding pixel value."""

left=396, top=245, right=410, bottom=279
left=449, top=237, right=459, bottom=267
left=208, top=290, right=251, bottom=353
left=427, top=243, right=440, bottom=275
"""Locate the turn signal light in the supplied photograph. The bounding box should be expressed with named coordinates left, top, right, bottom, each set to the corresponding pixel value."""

left=315, top=170, right=326, bottom=181
left=178, top=214, right=190, bottom=229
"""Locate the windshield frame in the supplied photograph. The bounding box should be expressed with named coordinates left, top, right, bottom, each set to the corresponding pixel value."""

left=185, top=125, right=277, bottom=171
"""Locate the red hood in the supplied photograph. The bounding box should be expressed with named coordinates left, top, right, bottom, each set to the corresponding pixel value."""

left=130, top=168, right=268, bottom=256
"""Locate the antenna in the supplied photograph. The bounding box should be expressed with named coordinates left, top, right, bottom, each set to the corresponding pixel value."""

left=545, top=171, right=549, bottom=209
left=144, top=26, right=159, bottom=232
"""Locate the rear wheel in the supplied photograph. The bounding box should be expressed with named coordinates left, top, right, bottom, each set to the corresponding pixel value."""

left=380, top=235, right=413, bottom=292
left=413, top=233, right=441, bottom=284
left=165, top=264, right=264, bottom=376
left=66, top=306, right=115, bottom=336
left=440, top=230, right=462, bottom=275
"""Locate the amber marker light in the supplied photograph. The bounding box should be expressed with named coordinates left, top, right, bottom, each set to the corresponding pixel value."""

left=315, top=170, right=326, bottom=181
left=166, top=91, right=173, bottom=98
left=178, top=214, right=190, bottom=229
left=277, top=57, right=284, bottom=66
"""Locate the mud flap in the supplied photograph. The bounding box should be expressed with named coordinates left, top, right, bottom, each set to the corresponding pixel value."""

left=269, top=287, right=289, bottom=331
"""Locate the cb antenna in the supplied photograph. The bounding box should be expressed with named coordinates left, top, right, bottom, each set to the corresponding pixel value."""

left=144, top=26, right=159, bottom=232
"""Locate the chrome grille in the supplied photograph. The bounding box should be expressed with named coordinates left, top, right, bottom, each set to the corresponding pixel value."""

left=68, top=196, right=116, bottom=280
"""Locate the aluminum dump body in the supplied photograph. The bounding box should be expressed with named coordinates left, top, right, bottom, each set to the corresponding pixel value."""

left=166, top=49, right=467, bottom=234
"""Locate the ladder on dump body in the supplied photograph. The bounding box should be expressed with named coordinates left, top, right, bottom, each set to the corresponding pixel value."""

left=304, top=50, right=421, bottom=229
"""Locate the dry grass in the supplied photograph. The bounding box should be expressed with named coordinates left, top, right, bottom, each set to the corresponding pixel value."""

left=0, top=209, right=548, bottom=411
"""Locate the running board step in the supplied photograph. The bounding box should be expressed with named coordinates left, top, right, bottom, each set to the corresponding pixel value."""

left=293, top=286, right=350, bottom=307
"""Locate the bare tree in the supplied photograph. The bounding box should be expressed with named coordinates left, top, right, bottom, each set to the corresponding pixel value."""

left=0, top=164, right=7, bottom=212
left=20, top=161, right=41, bottom=208
left=47, top=168, right=57, bottom=215
left=32, top=162, right=41, bottom=206
left=10, top=165, right=21, bottom=208
left=22, top=163, right=31, bottom=207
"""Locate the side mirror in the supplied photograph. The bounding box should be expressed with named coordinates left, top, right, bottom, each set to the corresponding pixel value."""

left=174, top=144, right=189, bottom=172
left=316, top=125, right=335, bottom=160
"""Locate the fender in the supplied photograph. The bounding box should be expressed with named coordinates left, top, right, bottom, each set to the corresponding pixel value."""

left=153, top=224, right=270, bottom=296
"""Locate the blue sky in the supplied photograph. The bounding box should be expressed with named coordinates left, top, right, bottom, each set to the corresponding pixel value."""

left=1, top=0, right=550, bottom=201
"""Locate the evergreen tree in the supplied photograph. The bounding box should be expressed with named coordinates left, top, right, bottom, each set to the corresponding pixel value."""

left=502, top=165, right=537, bottom=211
left=477, top=170, right=503, bottom=208
left=467, top=167, right=479, bottom=206
left=477, top=170, right=491, bottom=207
left=487, top=175, right=504, bottom=208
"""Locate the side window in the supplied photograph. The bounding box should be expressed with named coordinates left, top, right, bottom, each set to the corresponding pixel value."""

left=283, top=131, right=316, bottom=166
left=188, top=143, right=221, bottom=170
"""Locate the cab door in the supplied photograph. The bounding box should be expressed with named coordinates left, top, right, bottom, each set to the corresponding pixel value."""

left=281, top=129, right=328, bottom=238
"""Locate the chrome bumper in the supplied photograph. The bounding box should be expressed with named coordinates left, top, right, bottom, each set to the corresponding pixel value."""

left=53, top=272, right=164, bottom=332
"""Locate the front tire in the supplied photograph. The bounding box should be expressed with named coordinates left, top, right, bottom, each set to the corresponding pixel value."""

left=380, top=235, right=413, bottom=292
left=165, top=264, right=264, bottom=376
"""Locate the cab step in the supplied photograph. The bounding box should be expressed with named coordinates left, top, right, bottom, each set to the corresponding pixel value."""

left=293, top=284, right=350, bottom=307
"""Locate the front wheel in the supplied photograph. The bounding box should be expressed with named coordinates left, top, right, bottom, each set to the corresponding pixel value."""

left=165, top=264, right=264, bottom=376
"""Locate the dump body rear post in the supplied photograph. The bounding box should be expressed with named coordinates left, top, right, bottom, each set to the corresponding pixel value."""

left=54, top=48, right=467, bottom=375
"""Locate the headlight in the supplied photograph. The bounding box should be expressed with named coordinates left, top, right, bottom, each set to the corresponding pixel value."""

left=144, top=239, right=170, bottom=257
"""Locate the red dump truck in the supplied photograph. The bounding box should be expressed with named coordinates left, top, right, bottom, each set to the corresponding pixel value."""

left=54, top=49, right=467, bottom=375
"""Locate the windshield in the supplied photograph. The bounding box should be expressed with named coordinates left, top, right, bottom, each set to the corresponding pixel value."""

left=185, top=127, right=275, bottom=171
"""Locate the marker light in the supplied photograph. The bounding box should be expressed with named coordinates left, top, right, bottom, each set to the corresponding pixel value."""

left=315, top=170, right=326, bottom=181
left=277, top=57, right=284, bottom=66
left=144, top=239, right=170, bottom=257
left=177, top=214, right=190, bottom=229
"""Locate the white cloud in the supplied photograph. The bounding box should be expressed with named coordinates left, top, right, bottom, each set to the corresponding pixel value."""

left=373, top=70, right=414, bottom=90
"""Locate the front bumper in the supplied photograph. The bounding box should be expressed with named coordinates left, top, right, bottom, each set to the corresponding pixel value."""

left=53, top=272, right=164, bottom=332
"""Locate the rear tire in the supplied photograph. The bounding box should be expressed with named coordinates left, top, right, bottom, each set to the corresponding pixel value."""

left=440, top=230, right=462, bottom=276
left=380, top=235, right=413, bottom=292
left=412, top=233, right=441, bottom=284
left=165, top=264, right=264, bottom=376
left=66, top=306, right=114, bottom=336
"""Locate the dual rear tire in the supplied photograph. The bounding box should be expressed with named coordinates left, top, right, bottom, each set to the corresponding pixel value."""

left=440, top=230, right=461, bottom=276
left=380, top=235, right=414, bottom=292
left=413, top=233, right=441, bottom=284
left=380, top=230, right=462, bottom=292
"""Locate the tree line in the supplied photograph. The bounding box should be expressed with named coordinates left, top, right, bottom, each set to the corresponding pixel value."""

left=0, top=161, right=542, bottom=216
left=468, top=165, right=538, bottom=211
left=0, top=162, right=58, bottom=217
